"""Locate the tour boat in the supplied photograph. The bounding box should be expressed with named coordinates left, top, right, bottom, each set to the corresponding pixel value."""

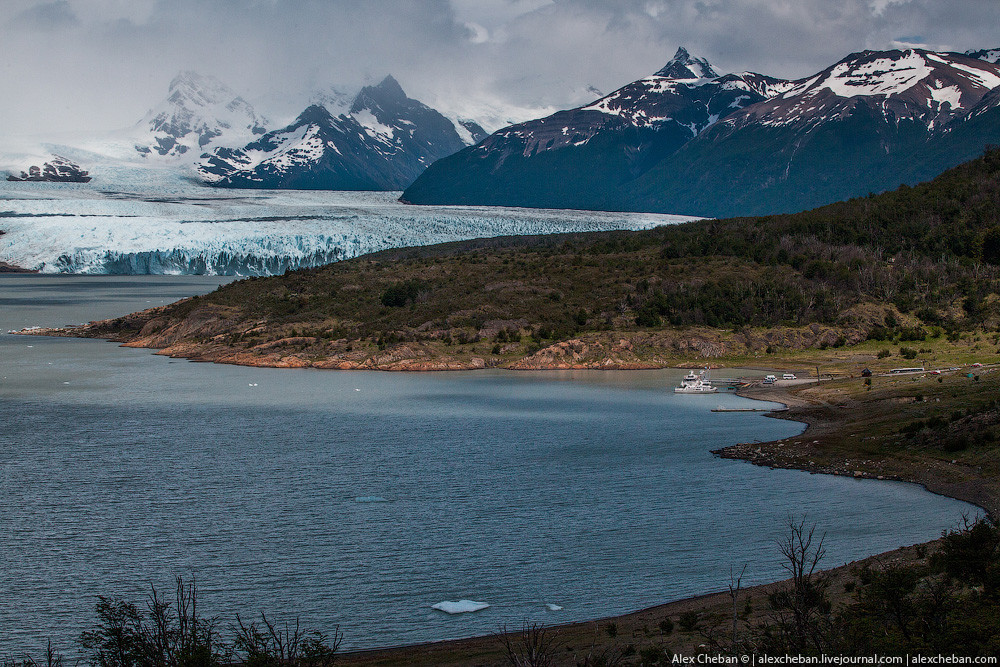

left=674, top=368, right=717, bottom=394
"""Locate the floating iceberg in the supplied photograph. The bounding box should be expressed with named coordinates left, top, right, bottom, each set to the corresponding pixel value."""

left=545, top=603, right=563, bottom=611
left=431, top=600, right=490, bottom=614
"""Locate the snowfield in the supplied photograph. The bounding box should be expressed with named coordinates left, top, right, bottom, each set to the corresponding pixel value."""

left=0, top=175, right=698, bottom=275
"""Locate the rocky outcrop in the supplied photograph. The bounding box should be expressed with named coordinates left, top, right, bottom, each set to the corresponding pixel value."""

left=15, top=299, right=885, bottom=372
left=7, top=156, right=91, bottom=182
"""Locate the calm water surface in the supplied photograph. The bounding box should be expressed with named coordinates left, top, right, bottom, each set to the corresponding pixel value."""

left=0, top=275, right=980, bottom=656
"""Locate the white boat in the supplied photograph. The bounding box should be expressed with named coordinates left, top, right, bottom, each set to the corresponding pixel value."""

left=674, top=368, right=717, bottom=394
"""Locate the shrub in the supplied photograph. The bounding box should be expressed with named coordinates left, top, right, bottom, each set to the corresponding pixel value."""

left=380, top=279, right=426, bottom=307
left=678, top=611, right=699, bottom=632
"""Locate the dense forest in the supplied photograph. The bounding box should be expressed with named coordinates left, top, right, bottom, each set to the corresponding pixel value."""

left=98, top=147, right=1000, bottom=362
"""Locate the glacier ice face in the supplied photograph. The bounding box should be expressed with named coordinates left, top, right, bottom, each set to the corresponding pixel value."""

left=0, top=179, right=698, bottom=275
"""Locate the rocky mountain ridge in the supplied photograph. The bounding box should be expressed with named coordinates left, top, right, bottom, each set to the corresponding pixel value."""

left=197, top=76, right=485, bottom=190
left=403, top=47, right=1000, bottom=217
left=403, top=47, right=795, bottom=210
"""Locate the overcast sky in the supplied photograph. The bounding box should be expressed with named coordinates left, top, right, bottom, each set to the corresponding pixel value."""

left=2, top=0, right=999, bottom=136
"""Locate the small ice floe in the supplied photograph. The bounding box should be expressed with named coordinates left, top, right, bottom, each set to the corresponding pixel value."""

left=62, top=381, right=70, bottom=385
left=248, top=383, right=258, bottom=387
left=354, top=388, right=360, bottom=391
left=545, top=603, right=564, bottom=611
left=354, top=496, right=388, bottom=503
left=431, top=600, right=490, bottom=614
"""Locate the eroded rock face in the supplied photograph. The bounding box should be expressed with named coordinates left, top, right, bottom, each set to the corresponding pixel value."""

left=7, top=156, right=91, bottom=183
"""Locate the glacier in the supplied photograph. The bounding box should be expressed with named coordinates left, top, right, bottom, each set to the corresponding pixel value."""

left=0, top=172, right=698, bottom=275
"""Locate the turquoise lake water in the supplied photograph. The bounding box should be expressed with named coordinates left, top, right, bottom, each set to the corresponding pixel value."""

left=0, top=275, right=979, bottom=656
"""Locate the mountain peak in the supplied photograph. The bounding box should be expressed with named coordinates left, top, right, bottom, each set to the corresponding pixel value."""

left=351, top=75, right=409, bottom=114
left=376, top=75, right=406, bottom=97
left=166, top=71, right=236, bottom=109
left=654, top=47, right=718, bottom=79
left=139, top=71, right=267, bottom=159
left=295, top=104, right=336, bottom=126
left=169, top=70, right=206, bottom=91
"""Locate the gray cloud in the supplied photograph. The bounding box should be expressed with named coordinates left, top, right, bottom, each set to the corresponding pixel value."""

left=9, top=1, right=79, bottom=31
left=0, top=0, right=997, bottom=137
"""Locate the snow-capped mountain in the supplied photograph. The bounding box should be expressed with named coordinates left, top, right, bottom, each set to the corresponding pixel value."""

left=405, top=47, right=1000, bottom=218
left=198, top=76, right=485, bottom=190
left=622, top=48, right=1000, bottom=217
left=133, top=71, right=268, bottom=159
left=727, top=49, right=1000, bottom=132
left=402, top=47, right=792, bottom=210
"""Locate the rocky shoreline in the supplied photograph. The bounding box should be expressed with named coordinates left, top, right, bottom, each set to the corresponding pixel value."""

left=717, top=385, right=998, bottom=520
left=14, top=320, right=998, bottom=663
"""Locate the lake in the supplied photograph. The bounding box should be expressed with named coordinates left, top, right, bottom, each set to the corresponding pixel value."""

left=0, top=275, right=979, bottom=657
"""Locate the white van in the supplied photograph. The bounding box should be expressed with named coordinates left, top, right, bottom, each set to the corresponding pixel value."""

left=782, top=373, right=797, bottom=380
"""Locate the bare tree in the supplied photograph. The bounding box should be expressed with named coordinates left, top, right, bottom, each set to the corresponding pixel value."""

left=729, top=564, right=748, bottom=650
left=762, top=519, right=832, bottom=654
left=233, top=613, right=342, bottom=667
left=497, top=622, right=560, bottom=667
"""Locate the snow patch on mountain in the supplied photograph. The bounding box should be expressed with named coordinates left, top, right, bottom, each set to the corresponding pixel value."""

left=822, top=52, right=933, bottom=97
left=6, top=155, right=90, bottom=182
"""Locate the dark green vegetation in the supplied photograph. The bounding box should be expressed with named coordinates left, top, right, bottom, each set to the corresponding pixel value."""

left=85, top=148, right=1000, bottom=371
left=2, top=578, right=342, bottom=667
